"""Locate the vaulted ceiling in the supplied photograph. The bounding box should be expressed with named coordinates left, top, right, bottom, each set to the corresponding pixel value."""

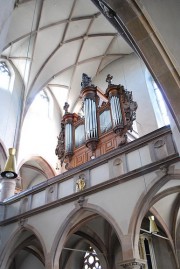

left=1, top=0, right=133, bottom=115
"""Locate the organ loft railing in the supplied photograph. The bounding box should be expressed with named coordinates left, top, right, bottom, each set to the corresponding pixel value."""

left=55, top=74, right=137, bottom=170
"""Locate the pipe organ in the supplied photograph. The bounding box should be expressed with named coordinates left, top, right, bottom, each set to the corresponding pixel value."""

left=55, top=74, right=137, bottom=170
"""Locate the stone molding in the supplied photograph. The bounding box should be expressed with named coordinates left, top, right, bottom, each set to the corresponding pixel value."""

left=119, top=259, right=146, bottom=269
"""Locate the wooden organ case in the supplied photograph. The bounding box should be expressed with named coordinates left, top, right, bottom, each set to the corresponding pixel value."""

left=55, top=74, right=137, bottom=170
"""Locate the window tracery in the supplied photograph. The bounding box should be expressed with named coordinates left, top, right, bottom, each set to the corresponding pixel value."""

left=83, top=247, right=102, bottom=269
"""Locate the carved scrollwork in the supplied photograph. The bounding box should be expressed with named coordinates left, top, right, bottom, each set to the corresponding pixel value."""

left=55, top=121, right=65, bottom=166
left=123, top=90, right=138, bottom=131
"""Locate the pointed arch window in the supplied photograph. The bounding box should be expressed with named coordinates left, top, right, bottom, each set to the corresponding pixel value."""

left=83, top=247, right=102, bottom=269
left=152, top=80, right=170, bottom=126
left=139, top=234, right=157, bottom=269
left=0, top=61, right=11, bottom=90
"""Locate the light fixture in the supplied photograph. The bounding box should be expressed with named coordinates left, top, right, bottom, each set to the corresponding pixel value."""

left=1, top=148, right=17, bottom=179
left=149, top=215, right=159, bottom=234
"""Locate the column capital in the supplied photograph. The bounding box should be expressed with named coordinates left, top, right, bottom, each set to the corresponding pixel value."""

left=119, top=259, right=146, bottom=269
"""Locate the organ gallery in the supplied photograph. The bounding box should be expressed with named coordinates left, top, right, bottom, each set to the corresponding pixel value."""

left=56, top=74, right=137, bottom=169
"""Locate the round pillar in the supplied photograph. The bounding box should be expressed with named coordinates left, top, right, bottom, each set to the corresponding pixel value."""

left=0, top=178, right=16, bottom=201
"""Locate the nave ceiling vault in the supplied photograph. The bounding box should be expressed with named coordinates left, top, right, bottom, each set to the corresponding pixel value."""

left=1, top=0, right=133, bottom=115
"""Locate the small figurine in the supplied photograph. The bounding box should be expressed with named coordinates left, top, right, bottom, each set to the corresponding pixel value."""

left=81, top=73, right=92, bottom=88
left=76, top=176, right=86, bottom=192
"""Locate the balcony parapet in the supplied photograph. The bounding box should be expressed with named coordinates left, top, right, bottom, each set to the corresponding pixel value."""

left=0, top=125, right=179, bottom=224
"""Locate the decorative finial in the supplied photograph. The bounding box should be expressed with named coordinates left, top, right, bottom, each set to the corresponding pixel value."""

left=81, top=73, right=92, bottom=89
left=63, top=102, right=69, bottom=114
left=106, top=74, right=113, bottom=86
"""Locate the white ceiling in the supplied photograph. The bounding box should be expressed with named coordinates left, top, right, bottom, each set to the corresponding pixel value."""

left=1, top=0, right=133, bottom=115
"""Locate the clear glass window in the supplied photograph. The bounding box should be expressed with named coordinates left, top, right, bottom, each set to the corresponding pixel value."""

left=0, top=62, right=10, bottom=90
left=152, top=80, right=170, bottom=125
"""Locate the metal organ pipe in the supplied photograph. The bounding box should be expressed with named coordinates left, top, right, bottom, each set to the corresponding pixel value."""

left=65, top=123, right=72, bottom=152
left=84, top=98, right=98, bottom=140
left=87, top=99, right=90, bottom=139
left=111, top=96, right=116, bottom=125
left=114, top=96, right=119, bottom=124
left=84, top=99, right=88, bottom=140
left=89, top=99, right=92, bottom=138
left=93, top=101, right=97, bottom=137
left=91, top=100, right=93, bottom=137
left=110, top=96, right=122, bottom=126
left=116, top=96, right=122, bottom=123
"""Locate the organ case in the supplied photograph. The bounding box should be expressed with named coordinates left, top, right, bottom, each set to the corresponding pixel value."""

left=55, top=74, right=137, bottom=170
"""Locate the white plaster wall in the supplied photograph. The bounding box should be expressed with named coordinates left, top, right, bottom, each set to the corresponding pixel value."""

left=0, top=222, right=19, bottom=255
left=0, top=0, right=15, bottom=54
left=5, top=201, right=21, bottom=219
left=88, top=176, right=149, bottom=234
left=58, top=178, right=74, bottom=198
left=18, top=91, right=61, bottom=172
left=93, top=53, right=159, bottom=136
left=15, top=252, right=44, bottom=269
left=27, top=202, right=75, bottom=252
left=138, top=0, right=180, bottom=155
left=0, top=63, right=23, bottom=151
left=139, top=0, right=180, bottom=75
left=168, top=112, right=180, bottom=154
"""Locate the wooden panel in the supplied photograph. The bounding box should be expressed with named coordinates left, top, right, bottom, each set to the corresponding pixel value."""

left=86, top=150, right=93, bottom=161
left=75, top=152, right=86, bottom=166
left=70, top=130, right=119, bottom=168
left=104, top=138, right=115, bottom=153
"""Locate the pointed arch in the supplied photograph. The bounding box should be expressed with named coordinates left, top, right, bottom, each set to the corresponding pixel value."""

left=18, top=155, right=56, bottom=179
left=129, top=172, right=180, bottom=266
left=0, top=223, right=47, bottom=269
left=51, top=202, right=126, bottom=269
left=92, top=0, right=180, bottom=131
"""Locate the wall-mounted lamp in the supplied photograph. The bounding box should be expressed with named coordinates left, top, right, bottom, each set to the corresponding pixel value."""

left=1, top=148, right=17, bottom=179
left=149, top=215, right=159, bottom=234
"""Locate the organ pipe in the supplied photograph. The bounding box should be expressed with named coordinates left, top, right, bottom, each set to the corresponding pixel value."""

left=84, top=98, right=98, bottom=140
left=65, top=123, right=73, bottom=153
left=55, top=73, right=137, bottom=170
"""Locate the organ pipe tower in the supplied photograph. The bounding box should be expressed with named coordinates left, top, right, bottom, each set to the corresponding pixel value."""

left=55, top=74, right=137, bottom=170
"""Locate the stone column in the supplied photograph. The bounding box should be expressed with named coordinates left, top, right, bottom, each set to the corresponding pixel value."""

left=0, top=179, right=16, bottom=201
left=119, top=259, right=146, bottom=269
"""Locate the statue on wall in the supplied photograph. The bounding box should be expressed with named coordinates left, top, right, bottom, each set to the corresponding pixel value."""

left=76, top=175, right=86, bottom=192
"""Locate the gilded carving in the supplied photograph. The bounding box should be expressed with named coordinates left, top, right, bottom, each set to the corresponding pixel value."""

left=76, top=175, right=86, bottom=192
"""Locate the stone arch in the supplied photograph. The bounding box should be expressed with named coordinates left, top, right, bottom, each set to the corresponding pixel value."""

left=18, top=155, right=55, bottom=179
left=51, top=202, right=125, bottom=269
left=176, top=220, right=180, bottom=266
left=0, top=223, right=47, bottom=269
left=129, top=172, right=180, bottom=265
